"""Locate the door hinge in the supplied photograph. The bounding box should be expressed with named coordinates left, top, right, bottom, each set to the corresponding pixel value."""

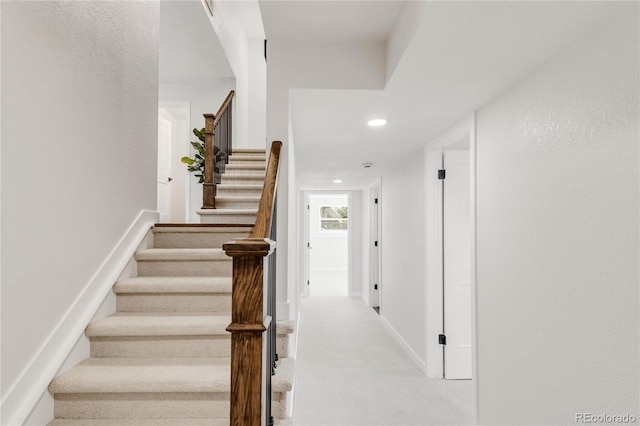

left=374, top=284, right=378, bottom=290
left=439, top=334, right=447, bottom=345
left=374, top=241, right=378, bottom=247
left=307, top=205, right=310, bottom=210
left=438, top=169, right=446, bottom=180
left=375, top=198, right=378, bottom=204
left=307, top=280, right=310, bottom=286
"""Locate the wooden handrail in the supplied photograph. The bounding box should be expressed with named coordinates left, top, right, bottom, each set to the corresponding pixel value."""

left=251, top=141, right=282, bottom=238
left=202, top=90, right=235, bottom=209
left=223, top=140, right=283, bottom=426
left=213, top=90, right=235, bottom=127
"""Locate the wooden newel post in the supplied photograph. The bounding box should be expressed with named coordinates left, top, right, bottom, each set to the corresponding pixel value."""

left=202, top=113, right=216, bottom=209
left=223, top=238, right=276, bottom=426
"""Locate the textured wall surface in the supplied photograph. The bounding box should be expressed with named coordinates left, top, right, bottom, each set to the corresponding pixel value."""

left=476, top=8, right=639, bottom=424
left=1, top=0, right=159, bottom=415
left=380, top=150, right=427, bottom=362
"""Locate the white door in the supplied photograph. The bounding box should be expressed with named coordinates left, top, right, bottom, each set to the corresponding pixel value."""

left=371, top=186, right=381, bottom=308
left=157, top=115, right=172, bottom=222
left=443, top=150, right=472, bottom=379
left=303, top=193, right=311, bottom=298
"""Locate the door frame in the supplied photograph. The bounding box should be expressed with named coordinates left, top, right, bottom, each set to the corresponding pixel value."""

left=300, top=190, right=355, bottom=298
left=369, top=183, right=382, bottom=309
left=158, top=102, right=191, bottom=222
left=157, top=113, right=173, bottom=222
left=424, top=113, right=477, bottom=388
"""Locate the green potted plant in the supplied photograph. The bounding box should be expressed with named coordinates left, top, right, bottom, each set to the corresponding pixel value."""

left=181, top=128, right=226, bottom=183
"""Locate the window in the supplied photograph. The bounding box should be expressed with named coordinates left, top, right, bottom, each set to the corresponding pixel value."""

left=320, top=205, right=348, bottom=231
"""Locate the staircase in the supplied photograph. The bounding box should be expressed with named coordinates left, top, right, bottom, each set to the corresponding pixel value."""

left=198, top=149, right=268, bottom=224
left=48, top=149, right=295, bottom=425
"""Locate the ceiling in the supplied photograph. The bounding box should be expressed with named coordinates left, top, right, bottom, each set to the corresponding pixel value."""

left=259, top=1, right=403, bottom=43
left=259, top=0, right=632, bottom=190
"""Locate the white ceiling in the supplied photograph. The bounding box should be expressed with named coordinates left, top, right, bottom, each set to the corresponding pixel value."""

left=260, top=0, right=632, bottom=190
left=159, top=0, right=233, bottom=84
left=259, top=1, right=403, bottom=43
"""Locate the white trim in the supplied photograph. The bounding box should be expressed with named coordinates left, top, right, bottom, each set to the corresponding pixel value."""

left=380, top=314, right=427, bottom=374
left=1, top=210, right=159, bottom=426
left=158, top=101, right=191, bottom=223
left=303, top=191, right=354, bottom=298
left=469, top=111, right=479, bottom=425
left=367, top=180, right=382, bottom=309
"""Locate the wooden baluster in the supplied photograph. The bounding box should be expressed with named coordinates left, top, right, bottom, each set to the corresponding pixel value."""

left=202, top=113, right=216, bottom=209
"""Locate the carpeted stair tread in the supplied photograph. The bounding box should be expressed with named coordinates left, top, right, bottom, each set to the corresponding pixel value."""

left=273, top=358, right=295, bottom=393
left=221, top=173, right=267, bottom=179
left=152, top=225, right=253, bottom=233
left=215, top=195, right=261, bottom=201
left=49, top=419, right=231, bottom=425
left=277, top=319, right=295, bottom=335
left=228, top=155, right=265, bottom=161
left=134, top=248, right=228, bottom=261
left=217, top=183, right=263, bottom=189
left=197, top=208, right=258, bottom=215
left=114, top=276, right=231, bottom=294
left=225, top=164, right=264, bottom=170
left=49, top=357, right=231, bottom=394
left=229, top=149, right=266, bottom=154
left=86, top=314, right=231, bottom=337
left=50, top=357, right=295, bottom=394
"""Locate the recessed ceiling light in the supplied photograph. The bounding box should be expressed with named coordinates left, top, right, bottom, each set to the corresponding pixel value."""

left=332, top=179, right=343, bottom=184
left=367, top=119, right=387, bottom=127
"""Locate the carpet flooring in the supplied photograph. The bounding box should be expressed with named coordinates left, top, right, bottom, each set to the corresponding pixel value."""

left=292, top=295, right=473, bottom=425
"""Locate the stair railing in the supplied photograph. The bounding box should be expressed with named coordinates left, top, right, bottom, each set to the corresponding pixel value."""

left=202, top=90, right=235, bottom=209
left=223, top=140, right=282, bottom=426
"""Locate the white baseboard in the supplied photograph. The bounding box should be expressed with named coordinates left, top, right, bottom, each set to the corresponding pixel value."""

left=379, top=314, right=428, bottom=374
left=1, top=210, right=158, bottom=426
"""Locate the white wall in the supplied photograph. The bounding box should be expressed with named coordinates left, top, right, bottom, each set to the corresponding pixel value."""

left=475, top=9, right=639, bottom=424
left=208, top=0, right=266, bottom=150
left=1, top=1, right=159, bottom=423
left=248, top=38, right=267, bottom=148
left=380, top=150, right=427, bottom=365
left=159, top=81, right=234, bottom=222
left=348, top=190, right=363, bottom=297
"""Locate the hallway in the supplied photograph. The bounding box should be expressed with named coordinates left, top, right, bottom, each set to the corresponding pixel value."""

left=292, top=295, right=473, bottom=425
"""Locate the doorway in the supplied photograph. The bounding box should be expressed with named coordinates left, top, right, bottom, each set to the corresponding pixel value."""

left=157, top=112, right=172, bottom=222
left=425, top=115, right=476, bottom=381
left=307, top=194, right=349, bottom=297
left=369, top=184, right=381, bottom=311
left=158, top=104, right=190, bottom=223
